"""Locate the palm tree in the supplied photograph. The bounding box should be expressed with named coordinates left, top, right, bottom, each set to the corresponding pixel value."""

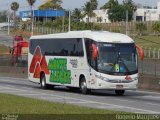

left=49, top=0, right=62, bottom=9
left=10, top=2, right=19, bottom=28
left=101, top=0, right=118, bottom=9
left=72, top=8, right=83, bottom=21
left=83, top=1, right=96, bottom=23
left=27, top=0, right=36, bottom=35
left=39, top=0, right=62, bottom=10
left=27, top=0, right=36, bottom=10
left=11, top=2, right=19, bottom=12
left=90, top=0, right=98, bottom=10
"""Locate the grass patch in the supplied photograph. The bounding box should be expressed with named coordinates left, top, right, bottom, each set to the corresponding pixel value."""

left=134, top=35, right=160, bottom=49
left=0, top=44, right=10, bottom=54
left=0, top=93, right=130, bottom=120
left=0, top=93, right=120, bottom=114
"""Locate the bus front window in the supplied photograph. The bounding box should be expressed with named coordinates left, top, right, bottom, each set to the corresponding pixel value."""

left=97, top=43, right=137, bottom=75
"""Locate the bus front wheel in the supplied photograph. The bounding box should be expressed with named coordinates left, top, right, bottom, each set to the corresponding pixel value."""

left=80, top=77, right=90, bottom=94
left=115, top=90, right=125, bottom=96
left=40, top=73, right=47, bottom=89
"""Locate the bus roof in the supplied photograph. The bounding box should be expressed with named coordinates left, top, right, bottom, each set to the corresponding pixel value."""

left=30, top=31, right=134, bottom=43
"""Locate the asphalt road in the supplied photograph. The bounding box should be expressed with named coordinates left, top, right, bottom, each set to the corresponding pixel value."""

left=0, top=31, right=13, bottom=47
left=0, top=77, right=160, bottom=114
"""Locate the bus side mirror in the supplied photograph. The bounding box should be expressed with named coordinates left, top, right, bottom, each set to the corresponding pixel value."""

left=92, top=44, right=98, bottom=60
left=136, top=45, right=144, bottom=61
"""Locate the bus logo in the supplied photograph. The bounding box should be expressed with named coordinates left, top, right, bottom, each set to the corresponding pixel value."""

left=29, top=46, right=49, bottom=78
left=48, top=58, right=71, bottom=84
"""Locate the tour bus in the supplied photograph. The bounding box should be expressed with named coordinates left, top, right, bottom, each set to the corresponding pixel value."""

left=28, top=31, right=144, bottom=95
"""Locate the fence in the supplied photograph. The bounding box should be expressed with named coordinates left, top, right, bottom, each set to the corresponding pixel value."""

left=144, top=48, right=160, bottom=59
left=0, top=54, right=28, bottom=67
left=102, top=21, right=160, bottom=36
left=0, top=54, right=159, bottom=77
left=139, top=59, right=160, bottom=77
left=17, top=21, right=160, bottom=36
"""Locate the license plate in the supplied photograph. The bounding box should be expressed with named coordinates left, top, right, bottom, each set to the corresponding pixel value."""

left=116, top=85, right=123, bottom=89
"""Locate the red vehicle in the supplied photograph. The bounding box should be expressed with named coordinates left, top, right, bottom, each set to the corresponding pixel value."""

left=12, top=36, right=29, bottom=65
left=13, top=41, right=29, bottom=57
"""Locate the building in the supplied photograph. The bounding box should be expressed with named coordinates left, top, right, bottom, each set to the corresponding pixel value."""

left=19, top=10, right=65, bottom=22
left=135, top=1, right=160, bottom=21
left=135, top=8, right=158, bottom=21
left=82, top=9, right=110, bottom=23
left=82, top=1, right=160, bottom=23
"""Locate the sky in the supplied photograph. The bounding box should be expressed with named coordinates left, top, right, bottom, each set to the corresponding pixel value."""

left=0, top=0, right=159, bottom=12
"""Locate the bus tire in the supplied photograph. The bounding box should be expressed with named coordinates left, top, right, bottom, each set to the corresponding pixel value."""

left=80, top=77, right=90, bottom=94
left=40, top=73, right=48, bottom=89
left=115, top=90, right=125, bottom=96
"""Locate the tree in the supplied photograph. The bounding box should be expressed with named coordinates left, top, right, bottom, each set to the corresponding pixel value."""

left=27, top=0, right=36, bottom=11
left=83, top=1, right=96, bottom=22
left=0, top=11, right=8, bottom=22
left=108, top=4, right=126, bottom=22
left=152, top=22, right=160, bottom=35
left=10, top=2, right=19, bottom=28
left=90, top=0, right=98, bottom=10
left=136, top=22, right=147, bottom=36
left=27, top=0, right=36, bottom=35
left=100, top=0, right=118, bottom=9
left=123, top=0, right=137, bottom=19
left=123, top=0, right=137, bottom=11
left=11, top=2, right=19, bottom=11
left=107, top=0, right=136, bottom=22
left=72, top=8, right=83, bottom=21
left=39, top=0, right=62, bottom=10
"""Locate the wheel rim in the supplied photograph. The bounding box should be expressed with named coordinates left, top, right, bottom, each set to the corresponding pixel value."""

left=81, top=81, right=87, bottom=92
left=41, top=77, right=45, bottom=87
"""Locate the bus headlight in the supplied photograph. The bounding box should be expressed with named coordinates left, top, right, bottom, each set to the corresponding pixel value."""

left=133, top=77, right=138, bottom=81
left=95, top=74, right=109, bottom=82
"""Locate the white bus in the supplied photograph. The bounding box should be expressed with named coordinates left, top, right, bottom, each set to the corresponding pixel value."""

left=28, top=31, right=144, bottom=95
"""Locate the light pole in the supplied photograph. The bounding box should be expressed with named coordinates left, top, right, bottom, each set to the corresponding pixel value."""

left=6, top=3, right=10, bottom=35
left=125, top=0, right=129, bottom=36
left=126, top=10, right=129, bottom=35
left=68, top=10, right=71, bottom=32
left=7, top=15, right=10, bottom=35
left=31, top=9, right=34, bottom=36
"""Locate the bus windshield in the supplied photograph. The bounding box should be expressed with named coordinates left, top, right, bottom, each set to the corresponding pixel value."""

left=97, top=43, right=137, bottom=75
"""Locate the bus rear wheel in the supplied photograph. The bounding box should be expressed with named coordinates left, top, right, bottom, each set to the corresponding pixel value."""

left=115, top=90, right=125, bottom=96
left=80, top=77, right=90, bottom=94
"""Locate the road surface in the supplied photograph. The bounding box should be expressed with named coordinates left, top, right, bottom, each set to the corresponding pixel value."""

left=0, top=31, right=13, bottom=47
left=0, top=77, right=160, bottom=114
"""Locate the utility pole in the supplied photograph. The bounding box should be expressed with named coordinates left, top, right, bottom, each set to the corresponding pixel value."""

left=126, top=10, right=129, bottom=35
left=7, top=4, right=10, bottom=36
left=31, top=9, right=34, bottom=36
left=68, top=10, right=71, bottom=32
left=8, top=16, right=10, bottom=35
left=125, top=0, right=129, bottom=36
left=62, top=15, right=64, bottom=32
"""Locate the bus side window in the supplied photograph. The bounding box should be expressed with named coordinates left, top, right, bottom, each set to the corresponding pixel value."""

left=29, top=40, right=34, bottom=55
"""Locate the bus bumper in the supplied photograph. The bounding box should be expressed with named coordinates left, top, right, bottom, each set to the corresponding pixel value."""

left=95, top=79, right=138, bottom=90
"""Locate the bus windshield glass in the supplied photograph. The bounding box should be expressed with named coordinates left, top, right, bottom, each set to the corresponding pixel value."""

left=97, top=43, right=137, bottom=75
